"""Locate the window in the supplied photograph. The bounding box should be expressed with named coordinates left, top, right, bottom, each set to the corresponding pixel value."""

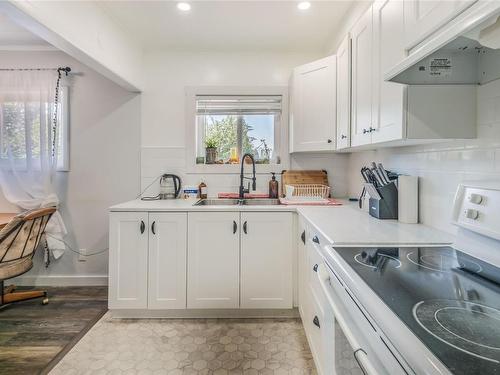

left=195, top=95, right=282, bottom=166
left=0, top=86, right=69, bottom=171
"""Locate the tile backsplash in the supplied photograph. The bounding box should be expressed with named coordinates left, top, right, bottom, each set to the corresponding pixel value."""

left=348, top=80, right=500, bottom=235
left=140, top=148, right=349, bottom=199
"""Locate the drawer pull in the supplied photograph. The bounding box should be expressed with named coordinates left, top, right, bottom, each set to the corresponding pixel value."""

left=301, top=230, right=305, bottom=244
left=313, top=315, right=320, bottom=328
left=312, top=236, right=320, bottom=244
left=151, top=221, right=156, bottom=235
left=243, top=221, right=248, bottom=234
left=140, top=220, right=145, bottom=234
left=233, top=220, right=237, bottom=234
left=313, top=264, right=318, bottom=272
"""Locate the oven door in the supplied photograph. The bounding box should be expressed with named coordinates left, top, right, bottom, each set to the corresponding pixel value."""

left=317, top=262, right=409, bottom=375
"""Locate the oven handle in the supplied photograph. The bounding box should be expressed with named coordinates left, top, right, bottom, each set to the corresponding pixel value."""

left=317, top=264, right=377, bottom=375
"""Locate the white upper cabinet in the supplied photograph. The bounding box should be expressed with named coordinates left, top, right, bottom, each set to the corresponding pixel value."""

left=336, top=34, right=351, bottom=150
left=351, top=7, right=374, bottom=147
left=291, top=55, right=336, bottom=152
left=109, top=212, right=149, bottom=309
left=404, top=0, right=476, bottom=50
left=148, top=213, right=187, bottom=309
left=348, top=0, right=476, bottom=149
left=240, top=212, right=293, bottom=309
left=187, top=212, right=240, bottom=309
left=371, top=0, right=406, bottom=144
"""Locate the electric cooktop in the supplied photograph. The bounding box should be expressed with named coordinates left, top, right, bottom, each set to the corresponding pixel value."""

left=333, top=246, right=500, bottom=375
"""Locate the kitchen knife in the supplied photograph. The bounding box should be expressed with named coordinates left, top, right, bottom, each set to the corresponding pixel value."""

left=371, top=166, right=385, bottom=187
left=378, top=163, right=391, bottom=184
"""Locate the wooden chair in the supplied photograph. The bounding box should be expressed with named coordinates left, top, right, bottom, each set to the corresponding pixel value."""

left=0, top=207, right=56, bottom=307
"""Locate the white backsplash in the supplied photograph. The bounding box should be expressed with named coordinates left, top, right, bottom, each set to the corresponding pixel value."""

left=348, top=80, right=500, bottom=235
left=140, top=148, right=349, bottom=199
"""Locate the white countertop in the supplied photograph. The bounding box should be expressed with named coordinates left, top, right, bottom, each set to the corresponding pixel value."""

left=110, top=199, right=454, bottom=246
left=298, top=203, right=454, bottom=246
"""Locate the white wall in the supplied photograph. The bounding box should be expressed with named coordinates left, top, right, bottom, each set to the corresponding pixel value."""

left=348, top=80, right=500, bottom=235
left=0, top=1, right=143, bottom=91
left=0, top=50, right=141, bottom=285
left=140, top=50, right=349, bottom=198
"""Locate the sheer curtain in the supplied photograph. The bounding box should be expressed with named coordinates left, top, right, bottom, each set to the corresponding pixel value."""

left=0, top=69, right=67, bottom=260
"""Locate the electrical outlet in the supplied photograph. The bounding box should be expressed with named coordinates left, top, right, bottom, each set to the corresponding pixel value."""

left=78, top=248, right=87, bottom=262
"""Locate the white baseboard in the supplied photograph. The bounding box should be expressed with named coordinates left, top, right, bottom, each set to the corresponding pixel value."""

left=10, top=275, right=108, bottom=287
left=108, top=308, right=300, bottom=319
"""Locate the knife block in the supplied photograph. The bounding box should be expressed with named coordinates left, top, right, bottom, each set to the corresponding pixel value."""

left=369, top=182, right=398, bottom=220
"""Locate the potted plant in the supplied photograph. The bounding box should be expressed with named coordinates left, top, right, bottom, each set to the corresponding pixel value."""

left=205, top=137, right=218, bottom=164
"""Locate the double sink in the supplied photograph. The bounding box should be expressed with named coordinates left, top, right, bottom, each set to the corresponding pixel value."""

left=194, top=198, right=281, bottom=206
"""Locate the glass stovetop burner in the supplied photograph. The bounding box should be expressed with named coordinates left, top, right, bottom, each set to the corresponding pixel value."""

left=354, top=248, right=402, bottom=270
left=413, top=299, right=500, bottom=364
left=407, top=251, right=483, bottom=273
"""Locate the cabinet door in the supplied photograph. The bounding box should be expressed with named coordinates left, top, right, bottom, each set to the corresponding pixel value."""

left=292, top=55, right=336, bottom=152
left=148, top=213, right=187, bottom=309
left=297, top=217, right=308, bottom=316
left=403, top=0, right=475, bottom=49
left=371, top=0, right=406, bottom=144
left=240, top=212, right=293, bottom=309
left=108, top=212, right=148, bottom=309
left=187, top=212, right=240, bottom=309
left=351, top=6, right=373, bottom=147
left=336, top=34, right=351, bottom=150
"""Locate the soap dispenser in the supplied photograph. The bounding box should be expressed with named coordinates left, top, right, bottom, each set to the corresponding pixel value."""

left=269, top=172, right=279, bottom=199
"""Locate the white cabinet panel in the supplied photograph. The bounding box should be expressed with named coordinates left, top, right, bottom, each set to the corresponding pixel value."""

left=240, top=212, right=293, bottom=309
left=148, top=212, right=187, bottom=309
left=297, top=217, right=308, bottom=316
left=404, top=0, right=476, bottom=49
left=109, top=212, right=148, bottom=309
left=372, top=0, right=406, bottom=144
left=351, top=7, right=374, bottom=147
left=291, top=55, right=336, bottom=152
left=187, top=212, right=240, bottom=309
left=336, top=34, right=351, bottom=150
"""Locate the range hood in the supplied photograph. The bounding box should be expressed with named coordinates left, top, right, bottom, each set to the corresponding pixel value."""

left=386, top=2, right=500, bottom=85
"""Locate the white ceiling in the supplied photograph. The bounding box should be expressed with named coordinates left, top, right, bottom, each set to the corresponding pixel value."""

left=0, top=12, right=53, bottom=50
left=100, top=1, right=355, bottom=52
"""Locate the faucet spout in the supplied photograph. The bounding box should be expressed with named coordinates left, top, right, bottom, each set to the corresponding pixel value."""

left=239, top=153, right=256, bottom=199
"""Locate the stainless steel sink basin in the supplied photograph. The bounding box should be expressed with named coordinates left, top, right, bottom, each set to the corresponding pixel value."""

left=194, top=198, right=280, bottom=206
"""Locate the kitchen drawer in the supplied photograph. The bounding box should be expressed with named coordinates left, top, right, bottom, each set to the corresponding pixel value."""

left=307, top=237, right=326, bottom=304
left=306, top=284, right=330, bottom=375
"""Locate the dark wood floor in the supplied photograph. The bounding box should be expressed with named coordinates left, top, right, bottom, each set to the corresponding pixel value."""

left=0, top=286, right=108, bottom=375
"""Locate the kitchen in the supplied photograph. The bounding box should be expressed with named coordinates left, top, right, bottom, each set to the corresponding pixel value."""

left=0, top=1, right=499, bottom=374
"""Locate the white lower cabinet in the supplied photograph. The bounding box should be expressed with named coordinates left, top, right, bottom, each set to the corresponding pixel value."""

left=148, top=212, right=187, bottom=309
left=187, top=212, right=240, bottom=309
left=109, top=210, right=295, bottom=311
left=109, top=212, right=149, bottom=309
left=298, top=224, right=335, bottom=375
left=240, top=212, right=293, bottom=309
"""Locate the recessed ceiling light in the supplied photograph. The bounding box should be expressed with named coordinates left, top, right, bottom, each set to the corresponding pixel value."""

left=177, top=2, right=191, bottom=11
left=297, top=1, right=311, bottom=10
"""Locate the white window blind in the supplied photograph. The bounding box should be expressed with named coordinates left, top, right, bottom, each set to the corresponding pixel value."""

left=196, top=95, right=282, bottom=115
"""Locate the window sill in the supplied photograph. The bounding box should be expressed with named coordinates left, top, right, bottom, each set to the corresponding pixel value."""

left=186, top=163, right=286, bottom=175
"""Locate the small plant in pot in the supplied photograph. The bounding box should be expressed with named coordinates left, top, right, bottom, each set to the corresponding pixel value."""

left=205, top=137, right=218, bottom=164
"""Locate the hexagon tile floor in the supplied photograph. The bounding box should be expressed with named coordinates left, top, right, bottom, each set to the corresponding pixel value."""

left=49, top=313, right=317, bottom=375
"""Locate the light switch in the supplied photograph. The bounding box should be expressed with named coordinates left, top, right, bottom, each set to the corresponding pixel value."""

left=468, top=193, right=483, bottom=205
left=465, top=209, right=479, bottom=220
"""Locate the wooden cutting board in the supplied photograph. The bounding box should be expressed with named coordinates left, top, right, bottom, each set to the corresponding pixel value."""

left=281, top=170, right=329, bottom=197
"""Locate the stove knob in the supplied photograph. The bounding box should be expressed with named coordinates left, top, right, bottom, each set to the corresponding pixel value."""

left=468, top=193, right=483, bottom=205
left=465, top=209, right=479, bottom=220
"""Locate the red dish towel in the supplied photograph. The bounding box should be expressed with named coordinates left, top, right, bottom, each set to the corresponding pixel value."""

left=279, top=198, right=343, bottom=206
left=218, top=192, right=270, bottom=199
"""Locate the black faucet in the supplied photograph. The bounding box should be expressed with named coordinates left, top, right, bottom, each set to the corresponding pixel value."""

left=239, top=153, right=256, bottom=199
